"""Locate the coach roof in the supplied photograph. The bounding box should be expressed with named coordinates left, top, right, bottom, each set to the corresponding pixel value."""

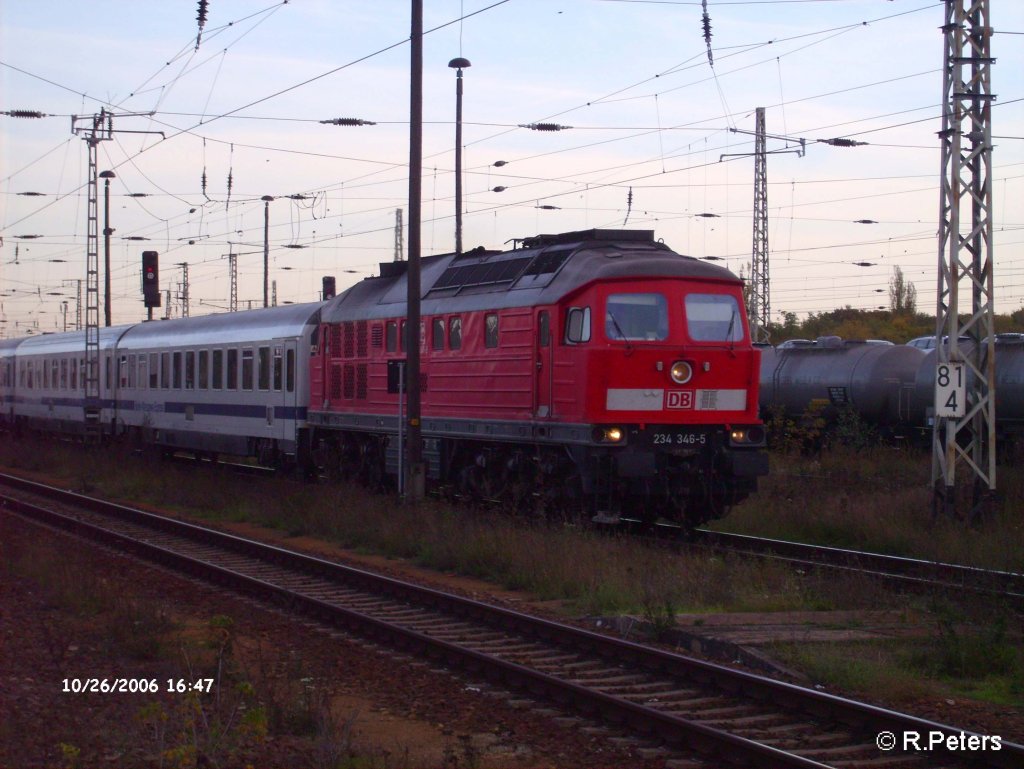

left=322, top=229, right=739, bottom=323
left=116, top=302, right=323, bottom=350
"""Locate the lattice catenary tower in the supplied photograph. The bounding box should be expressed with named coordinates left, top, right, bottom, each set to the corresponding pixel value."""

left=931, top=0, right=997, bottom=519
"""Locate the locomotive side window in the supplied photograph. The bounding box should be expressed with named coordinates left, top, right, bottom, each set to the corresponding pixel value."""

left=685, top=294, right=743, bottom=342
left=212, top=350, right=223, bottom=390
left=565, top=307, right=591, bottom=344
left=449, top=317, right=462, bottom=350
left=226, top=349, right=238, bottom=390
left=432, top=318, right=445, bottom=351
left=485, top=314, right=499, bottom=348
left=242, top=349, right=254, bottom=390
left=400, top=321, right=408, bottom=353
left=258, top=346, right=270, bottom=390
left=539, top=311, right=550, bottom=347
left=386, top=321, right=398, bottom=353
left=605, top=293, right=668, bottom=341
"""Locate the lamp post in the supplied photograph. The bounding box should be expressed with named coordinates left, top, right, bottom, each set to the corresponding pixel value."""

left=99, top=170, right=115, bottom=326
left=262, top=195, right=274, bottom=308
left=448, top=57, right=471, bottom=256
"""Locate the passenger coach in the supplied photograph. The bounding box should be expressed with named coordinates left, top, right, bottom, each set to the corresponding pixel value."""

left=113, top=302, right=322, bottom=465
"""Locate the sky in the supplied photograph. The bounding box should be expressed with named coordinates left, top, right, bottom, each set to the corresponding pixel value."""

left=1, top=0, right=1022, bottom=337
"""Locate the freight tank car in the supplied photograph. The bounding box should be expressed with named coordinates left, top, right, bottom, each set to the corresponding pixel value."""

left=759, top=336, right=927, bottom=435
left=307, top=229, right=768, bottom=528
left=911, top=333, right=1024, bottom=453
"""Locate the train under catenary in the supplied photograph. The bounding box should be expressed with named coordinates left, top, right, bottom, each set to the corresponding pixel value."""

left=1, top=229, right=769, bottom=529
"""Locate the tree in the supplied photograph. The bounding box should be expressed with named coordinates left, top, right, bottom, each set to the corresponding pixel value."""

left=888, top=266, right=917, bottom=315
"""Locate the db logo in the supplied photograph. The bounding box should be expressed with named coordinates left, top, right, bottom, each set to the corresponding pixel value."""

left=666, top=390, right=694, bottom=409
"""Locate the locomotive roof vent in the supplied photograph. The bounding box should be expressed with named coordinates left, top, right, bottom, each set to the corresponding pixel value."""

left=517, top=228, right=654, bottom=250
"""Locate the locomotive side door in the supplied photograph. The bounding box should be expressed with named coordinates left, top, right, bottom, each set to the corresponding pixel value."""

left=534, top=309, right=553, bottom=418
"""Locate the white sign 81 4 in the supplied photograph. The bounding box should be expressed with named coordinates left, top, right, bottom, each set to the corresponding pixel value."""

left=935, top=362, right=966, bottom=418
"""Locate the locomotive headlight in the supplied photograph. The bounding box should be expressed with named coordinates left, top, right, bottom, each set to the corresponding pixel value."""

left=669, top=360, right=693, bottom=384
left=730, top=426, right=766, bottom=446
left=592, top=426, right=624, bottom=443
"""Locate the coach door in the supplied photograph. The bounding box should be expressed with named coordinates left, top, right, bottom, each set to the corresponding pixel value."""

left=534, top=310, right=553, bottom=418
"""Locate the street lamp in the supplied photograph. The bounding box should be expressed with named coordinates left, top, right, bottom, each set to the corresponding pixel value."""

left=448, top=57, right=471, bottom=256
left=262, top=195, right=274, bottom=308
left=99, top=170, right=116, bottom=326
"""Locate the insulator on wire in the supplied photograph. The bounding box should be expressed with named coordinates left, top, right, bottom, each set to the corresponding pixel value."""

left=225, top=170, right=233, bottom=210
left=623, top=187, right=634, bottom=226
left=701, top=0, right=714, bottom=66
left=195, top=0, right=209, bottom=49
left=201, top=169, right=208, bottom=199
left=3, top=110, right=46, bottom=118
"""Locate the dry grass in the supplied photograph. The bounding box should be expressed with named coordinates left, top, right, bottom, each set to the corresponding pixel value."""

left=718, top=445, right=1024, bottom=572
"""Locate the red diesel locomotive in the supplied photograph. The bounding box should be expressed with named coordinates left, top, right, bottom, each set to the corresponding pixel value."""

left=307, top=229, right=767, bottom=528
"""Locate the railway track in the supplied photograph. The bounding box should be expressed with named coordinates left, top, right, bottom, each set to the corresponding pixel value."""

left=692, top=529, right=1024, bottom=604
left=2, top=472, right=1020, bottom=769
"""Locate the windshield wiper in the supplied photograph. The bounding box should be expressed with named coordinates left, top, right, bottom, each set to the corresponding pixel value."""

left=606, top=310, right=634, bottom=354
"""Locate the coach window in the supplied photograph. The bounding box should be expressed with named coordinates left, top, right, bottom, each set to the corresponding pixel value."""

left=139, top=355, right=148, bottom=390
left=449, top=316, right=462, bottom=350
left=161, top=352, right=171, bottom=388
left=197, top=350, right=208, bottom=389
left=130, top=354, right=138, bottom=388
left=485, top=314, right=499, bottom=348
left=685, top=293, right=743, bottom=343
left=61, top=359, right=68, bottom=389
left=173, top=352, right=183, bottom=389
left=258, top=346, right=270, bottom=390
left=272, top=347, right=283, bottom=391
left=71, top=359, right=77, bottom=390
left=242, top=349, right=254, bottom=390
left=149, top=353, right=158, bottom=389
left=386, top=321, right=398, bottom=353
left=185, top=351, right=196, bottom=389
left=565, top=307, right=591, bottom=344
left=226, top=349, right=238, bottom=390
left=105, top=356, right=112, bottom=390
left=212, top=350, right=223, bottom=390
left=286, top=348, right=295, bottom=392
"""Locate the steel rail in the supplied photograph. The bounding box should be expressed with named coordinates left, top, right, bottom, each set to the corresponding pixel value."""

left=694, top=529, right=1024, bottom=603
left=3, top=472, right=1021, bottom=768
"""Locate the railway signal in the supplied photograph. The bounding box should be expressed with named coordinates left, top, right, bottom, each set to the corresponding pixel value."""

left=142, top=251, right=161, bottom=317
